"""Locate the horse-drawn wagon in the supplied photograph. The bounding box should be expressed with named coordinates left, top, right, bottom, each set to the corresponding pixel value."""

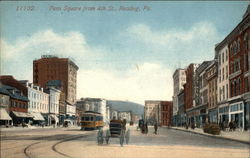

left=97, top=119, right=130, bottom=147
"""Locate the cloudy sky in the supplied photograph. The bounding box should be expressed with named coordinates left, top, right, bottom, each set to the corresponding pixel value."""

left=0, top=1, right=248, bottom=104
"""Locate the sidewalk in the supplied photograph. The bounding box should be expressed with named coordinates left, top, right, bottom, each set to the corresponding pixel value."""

left=170, top=126, right=250, bottom=145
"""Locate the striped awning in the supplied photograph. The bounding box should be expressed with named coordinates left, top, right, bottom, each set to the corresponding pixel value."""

left=12, top=111, right=33, bottom=118
left=0, top=108, right=12, bottom=120
left=30, top=112, right=45, bottom=121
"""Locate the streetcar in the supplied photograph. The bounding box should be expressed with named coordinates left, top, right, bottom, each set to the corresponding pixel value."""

left=81, top=111, right=104, bottom=130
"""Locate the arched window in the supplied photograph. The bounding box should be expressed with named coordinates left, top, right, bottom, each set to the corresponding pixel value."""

left=237, top=38, right=241, bottom=52
left=230, top=44, right=233, bottom=56
left=244, top=33, right=248, bottom=50
left=234, top=41, right=237, bottom=54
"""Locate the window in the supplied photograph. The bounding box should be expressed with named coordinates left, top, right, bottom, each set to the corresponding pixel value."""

left=244, top=33, right=248, bottom=50
left=222, top=52, right=224, bottom=63
left=238, top=78, right=241, bottom=94
left=223, top=86, right=225, bottom=100
left=230, top=45, right=233, bottom=56
left=226, top=49, right=228, bottom=61
left=226, top=84, right=228, bottom=99
left=222, top=68, right=224, bottom=81
left=245, top=53, right=249, bottom=71
left=245, top=77, right=249, bottom=92
left=234, top=41, right=237, bottom=54
left=226, top=66, right=228, bottom=79
left=237, top=39, right=241, bottom=52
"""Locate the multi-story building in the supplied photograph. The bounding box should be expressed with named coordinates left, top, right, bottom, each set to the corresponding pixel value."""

left=144, top=100, right=161, bottom=124
left=45, top=87, right=60, bottom=126
left=172, top=69, right=186, bottom=126
left=186, top=61, right=212, bottom=127
left=0, top=76, right=32, bottom=125
left=177, top=89, right=185, bottom=126
left=0, top=84, right=12, bottom=126
left=216, top=42, right=230, bottom=125
left=110, top=108, right=119, bottom=120
left=225, top=5, right=250, bottom=130
left=19, top=81, right=49, bottom=125
left=79, top=98, right=108, bottom=124
left=118, top=111, right=132, bottom=122
left=184, top=63, right=200, bottom=125
left=206, top=60, right=218, bottom=123
left=33, top=55, right=78, bottom=105
left=160, top=101, right=173, bottom=126
left=46, top=80, right=66, bottom=125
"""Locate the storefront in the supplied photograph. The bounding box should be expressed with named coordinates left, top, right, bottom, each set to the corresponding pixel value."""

left=218, top=103, right=229, bottom=124
left=244, top=102, right=250, bottom=130
left=0, top=108, right=12, bottom=126
left=243, top=93, right=250, bottom=130
left=49, top=114, right=59, bottom=126
left=208, top=108, right=218, bottom=123
left=10, top=111, right=33, bottom=125
left=30, top=112, right=45, bottom=125
left=229, top=101, right=244, bottom=129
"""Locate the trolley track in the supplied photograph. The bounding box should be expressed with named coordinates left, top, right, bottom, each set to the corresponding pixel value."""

left=22, top=133, right=90, bottom=158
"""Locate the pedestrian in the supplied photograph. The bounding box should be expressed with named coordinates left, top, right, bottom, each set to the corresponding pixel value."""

left=154, top=122, right=158, bottom=134
left=145, top=122, right=148, bottom=134
left=229, top=121, right=233, bottom=131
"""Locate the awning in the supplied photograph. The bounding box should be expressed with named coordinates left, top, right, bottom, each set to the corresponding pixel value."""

left=12, top=111, right=33, bottom=118
left=30, top=112, right=45, bottom=121
left=50, top=115, right=58, bottom=121
left=0, top=108, right=12, bottom=120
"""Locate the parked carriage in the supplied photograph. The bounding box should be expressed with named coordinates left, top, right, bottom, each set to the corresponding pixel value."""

left=97, top=119, right=130, bottom=147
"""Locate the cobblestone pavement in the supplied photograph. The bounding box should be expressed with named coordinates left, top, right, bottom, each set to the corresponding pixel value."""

left=0, top=126, right=249, bottom=158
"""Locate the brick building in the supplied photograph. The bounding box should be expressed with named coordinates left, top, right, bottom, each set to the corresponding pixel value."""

left=184, top=63, right=200, bottom=124
left=206, top=60, right=218, bottom=123
left=160, top=101, right=173, bottom=126
left=0, top=76, right=31, bottom=125
left=33, top=55, right=79, bottom=105
left=226, top=5, right=250, bottom=129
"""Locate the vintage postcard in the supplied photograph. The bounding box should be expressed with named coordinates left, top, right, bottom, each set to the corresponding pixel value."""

left=0, top=1, right=249, bottom=158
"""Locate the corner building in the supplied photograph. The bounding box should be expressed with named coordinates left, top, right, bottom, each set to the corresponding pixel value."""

left=33, top=55, right=79, bottom=105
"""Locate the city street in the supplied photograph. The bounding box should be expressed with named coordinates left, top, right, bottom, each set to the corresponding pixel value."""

left=1, top=125, right=249, bottom=158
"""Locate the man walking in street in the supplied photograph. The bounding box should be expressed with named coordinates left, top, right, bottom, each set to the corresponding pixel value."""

left=154, top=122, right=158, bottom=134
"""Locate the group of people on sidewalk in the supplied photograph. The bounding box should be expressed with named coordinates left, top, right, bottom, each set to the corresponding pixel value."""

left=138, top=119, right=159, bottom=135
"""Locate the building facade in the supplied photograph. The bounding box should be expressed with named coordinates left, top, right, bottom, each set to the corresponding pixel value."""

left=144, top=100, right=161, bottom=125
left=160, top=101, right=173, bottom=126
left=79, top=98, right=108, bottom=124
left=172, top=69, right=186, bottom=126
left=0, top=84, right=12, bottom=126
left=0, top=76, right=32, bottom=125
left=19, top=81, right=48, bottom=125
left=118, top=111, right=132, bottom=122
left=216, top=43, right=230, bottom=126
left=46, top=87, right=60, bottom=126
left=184, top=63, right=200, bottom=125
left=33, top=55, right=78, bottom=105
left=226, top=6, right=250, bottom=130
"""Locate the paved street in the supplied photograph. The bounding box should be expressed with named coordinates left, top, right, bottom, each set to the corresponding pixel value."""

left=1, top=126, right=249, bottom=158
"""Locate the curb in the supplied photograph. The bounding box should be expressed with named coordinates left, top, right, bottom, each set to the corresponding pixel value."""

left=170, top=127, right=250, bottom=145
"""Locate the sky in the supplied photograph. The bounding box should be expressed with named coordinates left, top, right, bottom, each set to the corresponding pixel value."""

left=0, top=1, right=249, bottom=105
